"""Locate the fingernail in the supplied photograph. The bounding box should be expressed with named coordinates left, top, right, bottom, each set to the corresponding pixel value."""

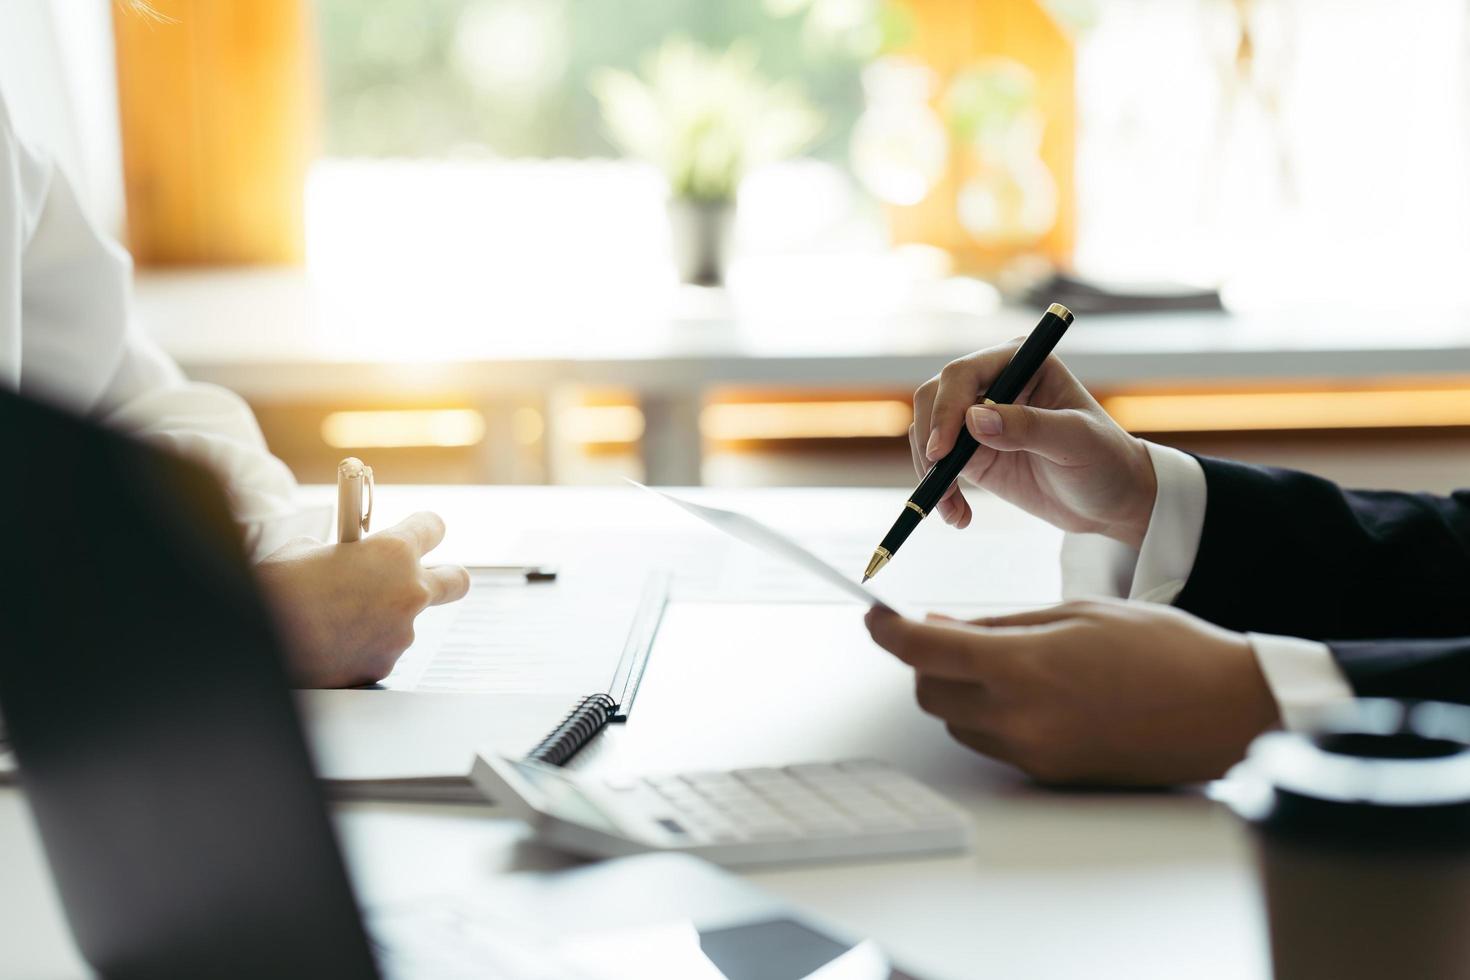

left=968, top=405, right=1003, bottom=436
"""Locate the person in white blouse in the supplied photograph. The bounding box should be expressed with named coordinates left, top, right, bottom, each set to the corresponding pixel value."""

left=1, top=88, right=468, bottom=688
left=864, top=341, right=1391, bottom=786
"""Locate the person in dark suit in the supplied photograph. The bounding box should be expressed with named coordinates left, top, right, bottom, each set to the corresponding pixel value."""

left=864, top=341, right=1470, bottom=786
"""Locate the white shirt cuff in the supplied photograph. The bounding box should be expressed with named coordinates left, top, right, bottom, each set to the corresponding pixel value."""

left=1247, top=633, right=1357, bottom=731
left=1060, top=442, right=1206, bottom=603
left=1058, top=443, right=1356, bottom=732
left=1130, top=443, right=1207, bottom=603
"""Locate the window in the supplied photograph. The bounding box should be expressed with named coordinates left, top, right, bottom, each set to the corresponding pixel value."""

left=1072, top=0, right=1470, bottom=305
left=315, top=0, right=872, bottom=161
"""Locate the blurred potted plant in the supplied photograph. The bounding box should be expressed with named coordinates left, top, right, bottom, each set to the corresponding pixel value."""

left=593, top=39, right=823, bottom=285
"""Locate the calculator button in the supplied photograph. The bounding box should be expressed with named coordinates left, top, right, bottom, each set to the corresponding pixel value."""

left=850, top=811, right=913, bottom=832
left=602, top=776, right=641, bottom=792
left=687, top=818, right=741, bottom=839
left=771, top=794, right=825, bottom=811
left=689, top=780, right=752, bottom=800
left=794, top=776, right=860, bottom=794
left=739, top=820, right=798, bottom=840
left=863, top=773, right=935, bottom=794
left=775, top=810, right=834, bottom=827
left=697, top=786, right=759, bottom=805
left=751, top=780, right=822, bottom=800
left=726, top=802, right=783, bottom=824
left=770, top=807, right=834, bottom=827
left=813, top=789, right=888, bottom=812
left=646, top=777, right=697, bottom=793
left=727, top=808, right=791, bottom=829
left=788, top=813, right=857, bottom=835
left=833, top=794, right=900, bottom=814
left=778, top=801, right=845, bottom=821
left=677, top=805, right=731, bottom=825
left=670, top=802, right=725, bottom=825
left=703, top=829, right=745, bottom=843
left=890, top=794, right=957, bottom=817
left=733, top=767, right=788, bottom=784
left=835, top=759, right=888, bottom=772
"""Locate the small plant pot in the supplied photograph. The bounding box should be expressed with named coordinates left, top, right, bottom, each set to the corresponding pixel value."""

left=667, top=198, right=735, bottom=286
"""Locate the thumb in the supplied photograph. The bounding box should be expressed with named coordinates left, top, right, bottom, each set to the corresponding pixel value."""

left=965, top=403, right=1098, bottom=466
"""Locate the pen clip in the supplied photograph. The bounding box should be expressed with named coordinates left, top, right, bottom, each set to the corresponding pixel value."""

left=336, top=457, right=374, bottom=543
left=358, top=464, right=374, bottom=536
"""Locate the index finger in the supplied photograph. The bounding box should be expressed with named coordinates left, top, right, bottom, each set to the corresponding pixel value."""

left=863, top=608, right=1046, bottom=681
left=423, top=563, right=471, bottom=606
left=925, top=342, right=1023, bottom=461
left=381, top=511, right=447, bottom=557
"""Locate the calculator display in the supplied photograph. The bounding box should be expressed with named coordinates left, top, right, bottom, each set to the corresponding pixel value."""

left=510, top=762, right=621, bottom=834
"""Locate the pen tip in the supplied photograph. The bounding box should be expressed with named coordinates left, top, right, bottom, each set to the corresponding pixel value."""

left=861, top=575, right=871, bottom=584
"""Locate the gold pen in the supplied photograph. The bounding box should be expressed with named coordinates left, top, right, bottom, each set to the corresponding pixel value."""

left=335, top=457, right=374, bottom=543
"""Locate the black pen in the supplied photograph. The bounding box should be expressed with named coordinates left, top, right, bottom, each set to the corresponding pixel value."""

left=863, top=303, right=1075, bottom=582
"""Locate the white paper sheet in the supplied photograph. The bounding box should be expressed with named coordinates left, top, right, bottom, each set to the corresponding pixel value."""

left=380, top=571, right=646, bottom=695
left=638, top=484, right=897, bottom=613
left=298, top=690, right=574, bottom=783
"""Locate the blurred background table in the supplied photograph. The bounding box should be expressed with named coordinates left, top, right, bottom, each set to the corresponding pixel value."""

left=138, top=269, right=1470, bottom=490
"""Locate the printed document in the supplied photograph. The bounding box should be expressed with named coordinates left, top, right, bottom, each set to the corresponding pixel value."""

left=641, top=484, right=899, bottom=613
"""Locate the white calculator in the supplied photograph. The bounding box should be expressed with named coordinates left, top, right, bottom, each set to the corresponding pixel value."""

left=471, top=754, right=971, bottom=867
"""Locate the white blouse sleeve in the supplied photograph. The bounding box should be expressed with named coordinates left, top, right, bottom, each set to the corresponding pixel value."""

left=95, top=332, right=319, bottom=560
left=2, top=91, right=315, bottom=559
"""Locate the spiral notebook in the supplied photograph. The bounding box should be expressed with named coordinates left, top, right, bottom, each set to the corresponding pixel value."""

left=521, top=569, right=670, bottom=767
left=311, top=570, right=670, bottom=802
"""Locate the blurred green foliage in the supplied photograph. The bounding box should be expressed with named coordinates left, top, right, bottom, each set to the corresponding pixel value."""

left=315, top=0, right=872, bottom=161
left=592, top=39, right=824, bottom=201
left=944, top=59, right=1037, bottom=147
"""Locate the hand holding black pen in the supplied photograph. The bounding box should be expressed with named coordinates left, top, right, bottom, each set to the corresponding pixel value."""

left=863, top=303, right=1074, bottom=582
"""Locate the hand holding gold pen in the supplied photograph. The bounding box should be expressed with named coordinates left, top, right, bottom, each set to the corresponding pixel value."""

left=335, top=458, right=556, bottom=582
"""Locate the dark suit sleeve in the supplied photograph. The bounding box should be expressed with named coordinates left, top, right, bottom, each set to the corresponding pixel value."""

left=1172, top=456, right=1470, bottom=641
left=1327, top=637, right=1470, bottom=705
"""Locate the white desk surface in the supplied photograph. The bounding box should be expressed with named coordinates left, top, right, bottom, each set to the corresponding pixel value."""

left=0, top=486, right=1270, bottom=980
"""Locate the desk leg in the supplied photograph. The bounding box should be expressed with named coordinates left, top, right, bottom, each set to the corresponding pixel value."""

left=640, top=392, right=703, bottom=486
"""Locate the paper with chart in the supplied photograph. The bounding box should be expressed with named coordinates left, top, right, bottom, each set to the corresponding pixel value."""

left=379, top=571, right=652, bottom=695
left=642, top=484, right=898, bottom=613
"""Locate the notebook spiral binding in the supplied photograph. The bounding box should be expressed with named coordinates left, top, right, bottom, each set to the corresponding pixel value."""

left=523, top=693, right=618, bottom=767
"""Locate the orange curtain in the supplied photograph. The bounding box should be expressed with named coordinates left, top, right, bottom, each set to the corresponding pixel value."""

left=113, top=0, right=318, bottom=266
left=888, top=0, right=1076, bottom=272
